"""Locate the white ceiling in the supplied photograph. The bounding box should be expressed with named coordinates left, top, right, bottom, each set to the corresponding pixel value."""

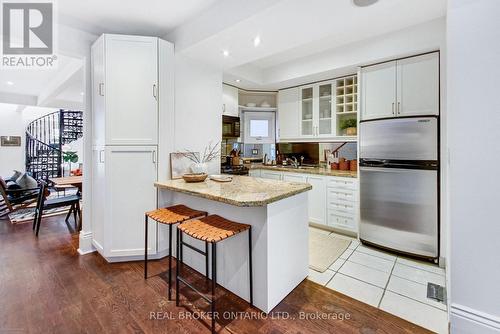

left=0, top=0, right=447, bottom=101
left=166, top=0, right=446, bottom=89
left=0, top=54, right=84, bottom=109
left=58, top=0, right=221, bottom=36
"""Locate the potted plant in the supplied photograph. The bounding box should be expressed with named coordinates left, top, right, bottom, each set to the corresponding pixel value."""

left=63, top=151, right=79, bottom=176
left=340, top=118, right=357, bottom=136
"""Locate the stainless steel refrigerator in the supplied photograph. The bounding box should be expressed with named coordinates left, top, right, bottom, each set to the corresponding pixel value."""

left=359, top=116, right=439, bottom=260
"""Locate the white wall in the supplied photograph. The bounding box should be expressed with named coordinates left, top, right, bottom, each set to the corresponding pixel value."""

left=173, top=55, right=222, bottom=174
left=0, top=104, right=25, bottom=177
left=0, top=104, right=60, bottom=178
left=447, top=0, right=500, bottom=333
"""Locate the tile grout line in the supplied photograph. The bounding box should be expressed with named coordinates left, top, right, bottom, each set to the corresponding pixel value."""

left=324, top=240, right=358, bottom=287
left=390, top=272, right=445, bottom=288
left=323, top=235, right=448, bottom=314
left=355, top=247, right=396, bottom=262
left=395, top=260, right=446, bottom=277
left=377, top=256, right=397, bottom=308
left=384, top=288, right=448, bottom=312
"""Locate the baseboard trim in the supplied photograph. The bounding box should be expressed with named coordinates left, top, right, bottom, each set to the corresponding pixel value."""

left=451, top=303, right=500, bottom=333
left=102, top=248, right=170, bottom=263
left=78, top=230, right=96, bottom=255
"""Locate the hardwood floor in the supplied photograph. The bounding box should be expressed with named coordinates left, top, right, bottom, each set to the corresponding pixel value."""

left=0, top=215, right=432, bottom=334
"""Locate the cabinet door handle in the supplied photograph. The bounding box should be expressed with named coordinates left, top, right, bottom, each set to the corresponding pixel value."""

left=152, top=150, right=156, bottom=163
left=99, top=150, right=105, bottom=163
left=98, top=83, right=104, bottom=96
left=392, top=102, right=395, bottom=115
left=153, top=84, right=157, bottom=100
left=397, top=102, right=401, bottom=114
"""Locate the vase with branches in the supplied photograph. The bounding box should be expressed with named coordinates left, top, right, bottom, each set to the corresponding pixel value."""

left=177, top=142, right=220, bottom=174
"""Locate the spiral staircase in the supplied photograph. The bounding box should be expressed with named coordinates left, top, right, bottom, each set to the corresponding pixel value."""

left=25, top=110, right=83, bottom=180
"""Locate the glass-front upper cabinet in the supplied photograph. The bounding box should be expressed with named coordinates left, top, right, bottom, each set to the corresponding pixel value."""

left=300, top=86, right=313, bottom=136
left=318, top=82, right=333, bottom=136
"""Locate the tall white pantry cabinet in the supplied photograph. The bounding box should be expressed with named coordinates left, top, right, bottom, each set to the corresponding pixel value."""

left=91, top=34, right=173, bottom=262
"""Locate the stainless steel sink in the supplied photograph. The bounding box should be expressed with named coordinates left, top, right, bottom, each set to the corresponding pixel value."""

left=278, top=165, right=316, bottom=170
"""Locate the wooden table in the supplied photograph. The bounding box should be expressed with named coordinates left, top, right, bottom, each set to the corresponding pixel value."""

left=49, top=176, right=83, bottom=194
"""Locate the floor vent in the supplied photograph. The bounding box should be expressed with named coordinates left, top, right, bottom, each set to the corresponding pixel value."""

left=427, top=282, right=446, bottom=303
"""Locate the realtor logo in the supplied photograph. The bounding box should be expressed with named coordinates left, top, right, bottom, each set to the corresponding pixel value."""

left=1, top=1, right=56, bottom=68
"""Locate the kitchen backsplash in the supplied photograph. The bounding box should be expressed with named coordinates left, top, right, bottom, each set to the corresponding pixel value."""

left=319, top=142, right=357, bottom=161
left=277, top=142, right=357, bottom=164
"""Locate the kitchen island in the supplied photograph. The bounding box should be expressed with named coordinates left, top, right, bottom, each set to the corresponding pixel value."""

left=155, top=176, right=311, bottom=313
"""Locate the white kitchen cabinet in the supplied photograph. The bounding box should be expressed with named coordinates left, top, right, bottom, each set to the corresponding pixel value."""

left=92, top=146, right=158, bottom=260
left=91, top=38, right=105, bottom=146
left=299, top=83, right=336, bottom=138
left=251, top=169, right=358, bottom=234
left=360, top=52, right=439, bottom=121
left=299, top=85, right=315, bottom=137
left=277, top=87, right=300, bottom=140
left=317, top=81, right=335, bottom=137
left=261, top=170, right=282, bottom=180
left=91, top=34, right=174, bottom=262
left=327, top=176, right=358, bottom=233
left=278, top=78, right=355, bottom=142
left=282, top=173, right=306, bottom=183
left=306, top=175, right=327, bottom=225
left=361, top=61, right=397, bottom=121
left=397, top=53, right=439, bottom=117
left=92, top=34, right=159, bottom=146
left=223, top=84, right=239, bottom=117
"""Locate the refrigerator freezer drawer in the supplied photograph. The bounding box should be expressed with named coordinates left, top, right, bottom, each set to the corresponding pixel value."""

left=360, top=117, right=438, bottom=161
left=359, top=167, right=438, bottom=258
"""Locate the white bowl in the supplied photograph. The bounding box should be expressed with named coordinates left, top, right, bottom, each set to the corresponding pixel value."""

left=261, top=102, right=271, bottom=108
left=246, top=103, right=257, bottom=107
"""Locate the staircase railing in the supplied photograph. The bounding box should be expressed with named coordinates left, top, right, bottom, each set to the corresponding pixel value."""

left=25, top=110, right=83, bottom=180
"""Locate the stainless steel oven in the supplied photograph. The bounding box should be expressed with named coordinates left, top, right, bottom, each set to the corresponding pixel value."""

left=222, top=115, right=240, bottom=138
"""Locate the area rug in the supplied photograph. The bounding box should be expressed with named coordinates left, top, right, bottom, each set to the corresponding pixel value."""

left=309, top=228, right=351, bottom=272
left=8, top=206, right=71, bottom=224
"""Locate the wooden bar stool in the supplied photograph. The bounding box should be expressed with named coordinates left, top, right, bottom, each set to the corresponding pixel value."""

left=144, top=204, right=207, bottom=300
left=176, top=215, right=253, bottom=334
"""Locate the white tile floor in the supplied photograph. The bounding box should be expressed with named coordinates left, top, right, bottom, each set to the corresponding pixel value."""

left=308, top=227, right=448, bottom=334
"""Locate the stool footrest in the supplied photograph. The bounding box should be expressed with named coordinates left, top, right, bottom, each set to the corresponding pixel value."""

left=181, top=241, right=207, bottom=256
left=177, top=276, right=213, bottom=304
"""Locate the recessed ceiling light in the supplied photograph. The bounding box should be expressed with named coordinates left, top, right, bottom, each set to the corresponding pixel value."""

left=80, top=92, right=85, bottom=96
left=6, top=81, right=14, bottom=85
left=253, top=36, right=261, bottom=47
left=352, top=0, right=378, bottom=7
left=235, top=79, right=241, bottom=83
left=222, top=50, right=229, bottom=57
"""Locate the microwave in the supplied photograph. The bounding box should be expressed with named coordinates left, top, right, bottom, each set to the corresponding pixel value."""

left=222, top=115, right=240, bottom=138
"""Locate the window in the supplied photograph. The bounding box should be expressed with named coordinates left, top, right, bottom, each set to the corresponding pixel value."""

left=250, top=119, right=269, bottom=137
left=243, top=111, right=275, bottom=144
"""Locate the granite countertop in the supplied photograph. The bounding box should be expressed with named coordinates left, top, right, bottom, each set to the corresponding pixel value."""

left=155, top=175, right=312, bottom=207
left=248, top=164, right=358, bottom=178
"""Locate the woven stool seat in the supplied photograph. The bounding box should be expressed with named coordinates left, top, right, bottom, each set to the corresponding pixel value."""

left=177, top=215, right=250, bottom=243
left=146, top=205, right=206, bottom=225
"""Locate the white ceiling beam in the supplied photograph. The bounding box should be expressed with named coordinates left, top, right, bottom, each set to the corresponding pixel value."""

left=165, top=0, right=283, bottom=51
left=37, top=58, right=83, bottom=107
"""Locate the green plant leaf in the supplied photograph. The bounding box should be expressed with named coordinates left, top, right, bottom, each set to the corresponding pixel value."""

left=340, top=118, right=357, bottom=130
